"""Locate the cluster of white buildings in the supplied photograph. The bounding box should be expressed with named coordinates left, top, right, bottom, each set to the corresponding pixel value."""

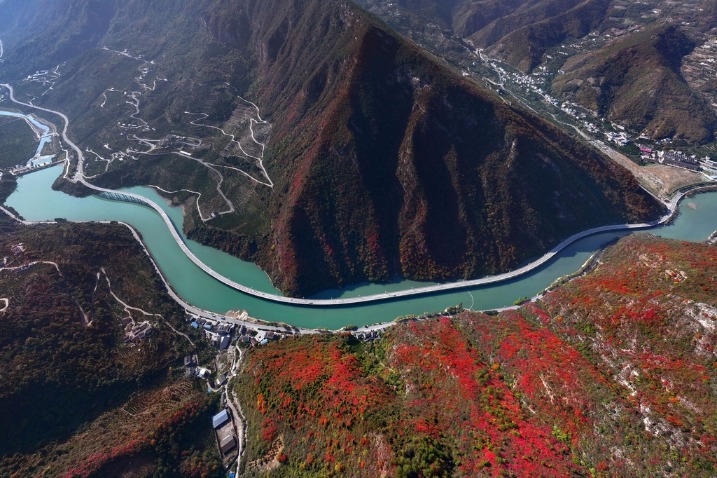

left=123, top=319, right=153, bottom=343
left=605, top=130, right=632, bottom=147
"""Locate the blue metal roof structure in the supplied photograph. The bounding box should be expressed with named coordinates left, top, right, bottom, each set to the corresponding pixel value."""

left=220, top=335, right=231, bottom=350
left=212, top=409, right=230, bottom=429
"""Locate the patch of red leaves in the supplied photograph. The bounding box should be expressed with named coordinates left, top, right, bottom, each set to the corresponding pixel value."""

left=391, top=318, right=580, bottom=477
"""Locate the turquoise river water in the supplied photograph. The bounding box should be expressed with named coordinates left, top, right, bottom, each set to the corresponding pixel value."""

left=6, top=165, right=717, bottom=329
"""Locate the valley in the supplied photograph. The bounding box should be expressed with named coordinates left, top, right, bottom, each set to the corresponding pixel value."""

left=5, top=163, right=717, bottom=328
left=0, top=1, right=717, bottom=476
left=0, top=0, right=666, bottom=298
left=357, top=0, right=717, bottom=195
left=1, top=196, right=716, bottom=476
left=0, top=0, right=715, bottom=327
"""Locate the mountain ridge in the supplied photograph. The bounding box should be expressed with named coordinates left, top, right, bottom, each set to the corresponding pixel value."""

left=554, top=24, right=717, bottom=143
left=0, top=0, right=664, bottom=296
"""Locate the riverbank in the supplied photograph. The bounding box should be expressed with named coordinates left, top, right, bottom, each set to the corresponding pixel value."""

left=0, top=206, right=307, bottom=333
left=0, top=196, right=710, bottom=337
left=57, top=180, right=717, bottom=306
left=1, top=83, right=715, bottom=306
left=4, top=163, right=717, bottom=333
left=4, top=82, right=717, bottom=328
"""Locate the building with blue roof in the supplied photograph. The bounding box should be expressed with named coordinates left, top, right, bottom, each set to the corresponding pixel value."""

left=212, top=409, right=230, bottom=429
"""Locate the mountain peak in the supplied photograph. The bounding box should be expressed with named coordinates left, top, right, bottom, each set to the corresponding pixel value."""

left=0, top=0, right=663, bottom=296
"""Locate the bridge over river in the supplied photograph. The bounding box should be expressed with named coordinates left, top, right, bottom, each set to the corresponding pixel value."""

left=98, top=191, right=151, bottom=206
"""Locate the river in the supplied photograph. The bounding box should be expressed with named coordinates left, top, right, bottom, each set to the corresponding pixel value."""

left=5, top=164, right=717, bottom=329
left=0, top=110, right=54, bottom=166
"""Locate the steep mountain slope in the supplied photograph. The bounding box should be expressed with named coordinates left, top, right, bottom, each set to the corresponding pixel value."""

left=554, top=24, right=717, bottom=143
left=194, top=0, right=663, bottom=295
left=236, top=234, right=717, bottom=477
left=357, top=0, right=717, bottom=144
left=0, top=219, right=223, bottom=477
left=0, top=0, right=663, bottom=296
left=359, top=0, right=612, bottom=71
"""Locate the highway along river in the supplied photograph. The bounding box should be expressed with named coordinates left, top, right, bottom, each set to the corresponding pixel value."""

left=7, top=164, right=717, bottom=329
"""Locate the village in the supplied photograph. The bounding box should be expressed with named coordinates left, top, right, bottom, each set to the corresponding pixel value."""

left=636, top=146, right=717, bottom=180
left=468, top=46, right=714, bottom=175
left=176, top=306, right=390, bottom=473
left=401, top=0, right=717, bottom=195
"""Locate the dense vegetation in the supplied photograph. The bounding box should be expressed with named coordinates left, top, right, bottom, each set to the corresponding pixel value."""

left=0, top=0, right=662, bottom=296
left=0, top=115, right=38, bottom=168
left=242, top=0, right=662, bottom=296
left=236, top=234, right=717, bottom=476
left=0, top=219, right=222, bottom=477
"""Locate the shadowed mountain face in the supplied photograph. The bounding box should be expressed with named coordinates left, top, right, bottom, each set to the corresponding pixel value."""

left=0, top=0, right=662, bottom=296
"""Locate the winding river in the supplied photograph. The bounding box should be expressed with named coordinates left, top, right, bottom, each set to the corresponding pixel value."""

left=0, top=110, right=54, bottom=166
left=6, top=163, right=717, bottom=329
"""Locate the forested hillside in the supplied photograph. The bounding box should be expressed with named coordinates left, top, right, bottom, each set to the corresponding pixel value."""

left=0, top=0, right=662, bottom=296
left=0, top=218, right=222, bottom=477
left=236, top=234, right=717, bottom=477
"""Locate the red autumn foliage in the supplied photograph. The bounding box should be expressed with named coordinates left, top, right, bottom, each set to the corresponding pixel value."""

left=62, top=399, right=209, bottom=478
left=237, top=236, right=717, bottom=477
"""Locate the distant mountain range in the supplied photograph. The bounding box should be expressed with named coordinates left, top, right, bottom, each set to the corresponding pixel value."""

left=554, top=24, right=717, bottom=143
left=386, top=0, right=613, bottom=71
left=0, top=0, right=662, bottom=296
left=358, top=0, right=717, bottom=144
left=357, top=0, right=636, bottom=70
